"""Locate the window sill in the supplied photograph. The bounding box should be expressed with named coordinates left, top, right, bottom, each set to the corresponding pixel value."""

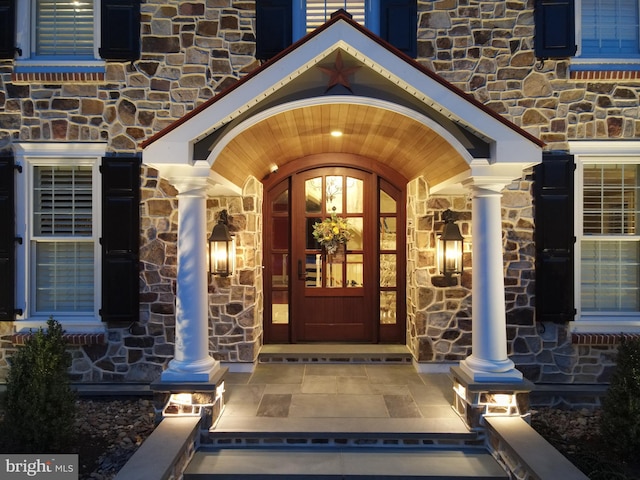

left=572, top=332, right=640, bottom=346
left=570, top=59, right=640, bottom=80
left=569, top=320, right=640, bottom=341
left=12, top=319, right=106, bottom=346
left=15, top=319, right=106, bottom=333
left=11, top=332, right=106, bottom=346
left=11, top=61, right=106, bottom=83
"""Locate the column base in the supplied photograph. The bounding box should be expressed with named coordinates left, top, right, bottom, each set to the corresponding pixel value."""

left=459, top=355, right=523, bottom=383
left=450, top=365, right=533, bottom=431
left=160, top=357, right=220, bottom=383
left=151, top=366, right=228, bottom=437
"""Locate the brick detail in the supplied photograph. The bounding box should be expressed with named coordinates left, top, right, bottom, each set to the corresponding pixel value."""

left=11, top=72, right=105, bottom=83
left=572, top=333, right=640, bottom=345
left=569, top=70, right=640, bottom=81
left=11, top=332, right=106, bottom=346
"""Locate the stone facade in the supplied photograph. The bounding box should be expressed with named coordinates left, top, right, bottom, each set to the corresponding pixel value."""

left=0, top=1, right=636, bottom=389
left=407, top=176, right=473, bottom=364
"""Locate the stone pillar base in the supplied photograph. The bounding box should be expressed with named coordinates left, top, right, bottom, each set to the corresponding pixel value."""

left=450, top=366, right=533, bottom=431
left=151, top=367, right=228, bottom=443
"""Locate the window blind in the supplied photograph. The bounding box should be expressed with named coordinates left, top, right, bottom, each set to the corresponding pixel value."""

left=583, top=163, right=639, bottom=235
left=36, top=0, right=94, bottom=57
left=306, top=1, right=365, bottom=31
left=34, top=166, right=93, bottom=236
left=581, top=240, right=640, bottom=311
left=581, top=0, right=640, bottom=57
left=35, top=242, right=94, bottom=312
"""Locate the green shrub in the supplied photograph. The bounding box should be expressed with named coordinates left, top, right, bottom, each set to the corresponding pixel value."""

left=599, top=336, right=640, bottom=461
left=1, top=317, right=76, bottom=453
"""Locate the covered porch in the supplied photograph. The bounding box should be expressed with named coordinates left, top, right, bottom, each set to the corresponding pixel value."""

left=141, top=13, right=542, bottom=390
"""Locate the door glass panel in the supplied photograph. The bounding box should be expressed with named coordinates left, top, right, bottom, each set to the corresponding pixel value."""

left=305, top=178, right=322, bottom=213
left=272, top=290, right=289, bottom=324
left=347, top=254, right=363, bottom=287
left=347, top=217, right=363, bottom=250
left=272, top=253, right=288, bottom=286
left=272, top=217, right=289, bottom=249
left=326, top=259, right=343, bottom=288
left=273, top=189, right=289, bottom=212
left=305, top=253, right=322, bottom=287
left=306, top=217, right=322, bottom=249
left=380, top=190, right=396, bottom=213
left=346, top=177, right=363, bottom=213
left=380, top=254, right=396, bottom=287
left=380, top=217, right=396, bottom=249
left=380, top=291, right=397, bottom=324
left=325, top=175, right=343, bottom=213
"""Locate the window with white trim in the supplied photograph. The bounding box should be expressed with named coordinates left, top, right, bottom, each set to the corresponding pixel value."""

left=16, top=0, right=101, bottom=63
left=15, top=144, right=104, bottom=329
left=581, top=163, right=640, bottom=311
left=32, top=164, right=95, bottom=312
left=574, top=145, right=640, bottom=331
left=576, top=0, right=640, bottom=63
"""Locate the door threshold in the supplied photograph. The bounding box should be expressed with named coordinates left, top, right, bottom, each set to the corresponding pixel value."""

left=259, top=344, right=412, bottom=364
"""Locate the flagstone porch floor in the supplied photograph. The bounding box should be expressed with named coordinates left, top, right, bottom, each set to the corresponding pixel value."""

left=214, top=362, right=472, bottom=441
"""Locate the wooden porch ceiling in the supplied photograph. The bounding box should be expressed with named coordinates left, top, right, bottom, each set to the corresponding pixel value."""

left=211, top=103, right=470, bottom=188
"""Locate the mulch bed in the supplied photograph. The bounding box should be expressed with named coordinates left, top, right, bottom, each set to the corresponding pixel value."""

left=531, top=407, right=640, bottom=480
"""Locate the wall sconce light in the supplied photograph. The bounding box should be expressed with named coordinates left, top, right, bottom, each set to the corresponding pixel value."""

left=208, top=209, right=235, bottom=278
left=437, top=209, right=464, bottom=278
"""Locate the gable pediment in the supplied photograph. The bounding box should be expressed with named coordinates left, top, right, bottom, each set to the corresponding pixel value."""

left=142, top=13, right=542, bottom=191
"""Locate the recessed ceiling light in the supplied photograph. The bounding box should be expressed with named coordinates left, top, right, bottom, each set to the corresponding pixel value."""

left=330, top=130, right=343, bottom=137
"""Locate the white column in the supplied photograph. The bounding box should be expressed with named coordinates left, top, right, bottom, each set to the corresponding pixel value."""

left=160, top=164, right=218, bottom=383
left=459, top=182, right=522, bottom=382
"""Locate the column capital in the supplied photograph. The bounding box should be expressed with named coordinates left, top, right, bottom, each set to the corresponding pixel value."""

left=150, top=161, right=211, bottom=195
left=462, top=160, right=526, bottom=194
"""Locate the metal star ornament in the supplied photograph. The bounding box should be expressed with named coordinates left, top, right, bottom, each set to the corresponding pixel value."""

left=317, top=51, right=361, bottom=93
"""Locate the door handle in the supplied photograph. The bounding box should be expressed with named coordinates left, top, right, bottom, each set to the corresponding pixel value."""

left=298, top=259, right=304, bottom=280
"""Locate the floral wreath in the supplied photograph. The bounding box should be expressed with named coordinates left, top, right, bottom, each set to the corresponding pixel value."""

left=312, top=213, right=352, bottom=254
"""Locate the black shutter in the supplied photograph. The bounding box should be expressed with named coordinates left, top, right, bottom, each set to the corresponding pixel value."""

left=101, top=156, right=140, bottom=323
left=0, top=0, right=16, bottom=59
left=534, top=153, right=575, bottom=323
left=0, top=156, right=16, bottom=321
left=99, top=0, right=141, bottom=61
left=534, top=0, right=577, bottom=59
left=256, top=0, right=292, bottom=60
left=380, top=0, right=417, bottom=58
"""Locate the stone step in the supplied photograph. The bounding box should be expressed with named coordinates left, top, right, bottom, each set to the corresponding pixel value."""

left=184, top=447, right=508, bottom=479
left=209, top=417, right=481, bottom=448
left=259, top=344, right=413, bottom=364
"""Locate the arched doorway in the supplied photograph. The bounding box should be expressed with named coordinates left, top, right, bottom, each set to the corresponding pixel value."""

left=263, top=154, right=406, bottom=344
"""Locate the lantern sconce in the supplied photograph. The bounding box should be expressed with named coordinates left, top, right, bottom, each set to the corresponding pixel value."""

left=208, top=209, right=235, bottom=278
left=437, top=209, right=464, bottom=281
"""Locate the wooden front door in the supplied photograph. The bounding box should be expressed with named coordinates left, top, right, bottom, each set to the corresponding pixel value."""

left=292, top=167, right=374, bottom=342
left=264, top=157, right=406, bottom=344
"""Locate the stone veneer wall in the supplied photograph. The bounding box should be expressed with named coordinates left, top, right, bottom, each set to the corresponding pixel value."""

left=135, top=172, right=263, bottom=380
left=0, top=1, right=636, bottom=386
left=1, top=172, right=264, bottom=383
left=407, top=169, right=618, bottom=399
left=207, top=177, right=264, bottom=364
left=406, top=176, right=472, bottom=364
left=417, top=0, right=640, bottom=149
left=0, top=2, right=262, bottom=382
